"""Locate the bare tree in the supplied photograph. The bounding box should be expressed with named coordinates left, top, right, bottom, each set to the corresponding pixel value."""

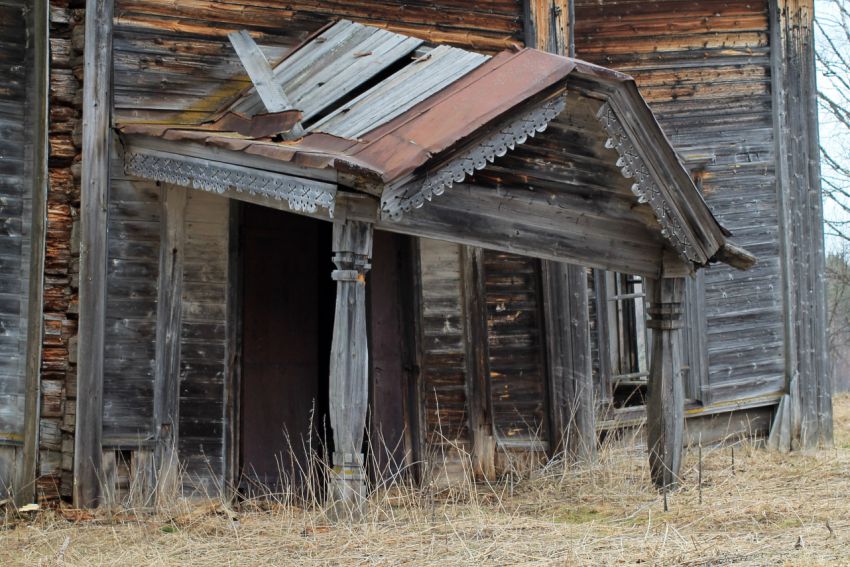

left=816, top=0, right=850, bottom=389
left=816, top=0, right=850, bottom=241
left=826, top=247, right=850, bottom=391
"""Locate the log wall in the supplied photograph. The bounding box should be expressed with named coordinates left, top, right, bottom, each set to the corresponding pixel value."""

left=482, top=251, right=549, bottom=455
left=574, top=0, right=787, bottom=407
left=33, top=0, right=84, bottom=505
left=112, top=0, right=524, bottom=124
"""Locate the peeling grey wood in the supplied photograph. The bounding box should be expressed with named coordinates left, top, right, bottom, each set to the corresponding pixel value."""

left=460, top=247, right=495, bottom=480
left=682, top=271, right=708, bottom=403
left=519, top=2, right=593, bottom=465
left=381, top=182, right=673, bottom=278
left=177, top=191, right=230, bottom=493
left=328, top=219, right=373, bottom=519
left=152, top=185, right=187, bottom=498
left=311, top=44, right=485, bottom=139
left=413, top=238, right=472, bottom=483
left=230, top=21, right=426, bottom=126
left=74, top=0, right=114, bottom=508
left=645, top=277, right=685, bottom=489
left=227, top=30, right=304, bottom=138
left=767, top=0, right=831, bottom=449
left=541, top=262, right=595, bottom=461
left=18, top=0, right=49, bottom=507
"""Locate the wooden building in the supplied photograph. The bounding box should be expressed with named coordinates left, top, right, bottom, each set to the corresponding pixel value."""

left=0, top=0, right=829, bottom=511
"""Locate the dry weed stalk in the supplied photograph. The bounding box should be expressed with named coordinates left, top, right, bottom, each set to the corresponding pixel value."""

left=2, top=396, right=850, bottom=566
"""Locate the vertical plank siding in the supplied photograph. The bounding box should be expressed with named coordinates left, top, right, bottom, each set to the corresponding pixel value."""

left=770, top=0, right=830, bottom=446
left=177, top=191, right=230, bottom=493
left=575, top=0, right=786, bottom=405
left=0, top=0, right=35, bottom=499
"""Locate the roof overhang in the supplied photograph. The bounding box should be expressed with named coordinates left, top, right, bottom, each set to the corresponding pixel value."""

left=116, top=19, right=756, bottom=276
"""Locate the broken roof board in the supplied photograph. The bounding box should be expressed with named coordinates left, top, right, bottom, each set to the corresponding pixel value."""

left=117, top=19, right=754, bottom=273
left=227, top=21, right=429, bottom=123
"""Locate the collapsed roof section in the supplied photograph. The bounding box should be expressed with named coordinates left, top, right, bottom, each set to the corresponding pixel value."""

left=118, top=19, right=755, bottom=273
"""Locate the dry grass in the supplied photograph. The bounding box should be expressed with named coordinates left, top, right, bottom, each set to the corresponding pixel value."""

left=4, top=397, right=850, bottom=566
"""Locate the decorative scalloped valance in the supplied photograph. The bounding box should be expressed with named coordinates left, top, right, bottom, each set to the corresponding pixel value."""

left=596, top=102, right=700, bottom=263
left=124, top=151, right=337, bottom=216
left=380, top=95, right=567, bottom=220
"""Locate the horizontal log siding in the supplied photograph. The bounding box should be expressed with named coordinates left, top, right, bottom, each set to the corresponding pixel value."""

left=575, top=0, right=785, bottom=404
left=482, top=251, right=549, bottom=449
left=102, top=162, right=161, bottom=442
left=0, top=2, right=31, bottom=449
left=112, top=0, right=523, bottom=123
left=417, top=238, right=471, bottom=480
left=177, top=191, right=229, bottom=494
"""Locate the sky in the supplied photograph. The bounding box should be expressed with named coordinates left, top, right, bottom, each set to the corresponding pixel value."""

left=816, top=0, right=850, bottom=252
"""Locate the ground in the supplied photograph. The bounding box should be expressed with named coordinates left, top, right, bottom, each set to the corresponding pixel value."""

left=4, top=397, right=850, bottom=566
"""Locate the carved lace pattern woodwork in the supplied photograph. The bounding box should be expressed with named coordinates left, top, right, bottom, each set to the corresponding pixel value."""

left=380, top=95, right=567, bottom=219
left=597, top=102, right=699, bottom=263
left=124, top=151, right=336, bottom=215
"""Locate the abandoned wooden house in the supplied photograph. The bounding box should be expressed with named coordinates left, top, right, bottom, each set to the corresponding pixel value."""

left=0, top=0, right=830, bottom=511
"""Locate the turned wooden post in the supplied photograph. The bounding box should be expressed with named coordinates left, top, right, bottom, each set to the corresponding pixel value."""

left=328, top=220, right=373, bottom=519
left=645, top=277, right=685, bottom=490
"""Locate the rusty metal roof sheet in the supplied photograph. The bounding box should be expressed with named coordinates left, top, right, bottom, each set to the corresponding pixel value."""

left=116, top=19, right=754, bottom=270
left=118, top=43, right=573, bottom=184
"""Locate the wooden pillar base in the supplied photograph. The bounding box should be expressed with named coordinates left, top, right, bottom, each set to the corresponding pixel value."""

left=328, top=452, right=367, bottom=521
left=646, top=277, right=685, bottom=490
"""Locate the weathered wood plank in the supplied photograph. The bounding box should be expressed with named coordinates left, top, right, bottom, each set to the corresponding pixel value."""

left=460, top=247, right=495, bottom=480
left=226, top=30, right=304, bottom=138
left=152, top=185, right=187, bottom=499
left=18, top=0, right=49, bottom=507
left=645, top=277, right=685, bottom=489
left=541, top=261, right=595, bottom=460
left=74, top=0, right=114, bottom=508
left=177, top=191, right=229, bottom=491
left=328, top=219, right=373, bottom=519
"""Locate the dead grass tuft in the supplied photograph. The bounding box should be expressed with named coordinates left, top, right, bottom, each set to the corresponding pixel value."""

left=3, top=396, right=850, bottom=566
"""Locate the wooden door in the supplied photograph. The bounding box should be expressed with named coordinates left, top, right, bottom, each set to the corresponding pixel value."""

left=239, top=205, right=333, bottom=488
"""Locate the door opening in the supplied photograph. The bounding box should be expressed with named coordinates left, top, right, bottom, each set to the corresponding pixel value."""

left=238, top=204, right=335, bottom=493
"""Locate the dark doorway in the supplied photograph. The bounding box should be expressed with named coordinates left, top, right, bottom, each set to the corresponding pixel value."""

left=238, top=204, right=334, bottom=490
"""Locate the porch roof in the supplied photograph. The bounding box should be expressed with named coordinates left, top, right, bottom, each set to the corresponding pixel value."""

left=117, top=19, right=755, bottom=275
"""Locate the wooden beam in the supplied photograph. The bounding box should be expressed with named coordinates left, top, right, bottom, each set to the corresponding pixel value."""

left=152, top=185, right=187, bottom=501
left=461, top=247, right=496, bottom=480
left=541, top=262, right=595, bottom=461
left=224, top=200, right=243, bottom=495
left=328, top=219, right=373, bottom=520
left=768, top=0, right=831, bottom=449
left=17, top=0, right=49, bottom=508
left=381, top=183, right=666, bottom=278
left=227, top=30, right=304, bottom=138
left=645, top=277, right=685, bottom=490
left=523, top=0, right=571, bottom=57
left=74, top=0, right=114, bottom=508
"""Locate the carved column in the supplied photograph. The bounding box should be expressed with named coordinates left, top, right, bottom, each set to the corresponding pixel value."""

left=645, top=277, right=685, bottom=490
left=328, top=220, right=373, bottom=520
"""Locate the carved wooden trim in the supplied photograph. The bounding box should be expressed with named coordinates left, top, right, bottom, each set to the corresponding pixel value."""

left=597, top=102, right=699, bottom=263
left=124, top=150, right=336, bottom=215
left=380, top=95, right=567, bottom=219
